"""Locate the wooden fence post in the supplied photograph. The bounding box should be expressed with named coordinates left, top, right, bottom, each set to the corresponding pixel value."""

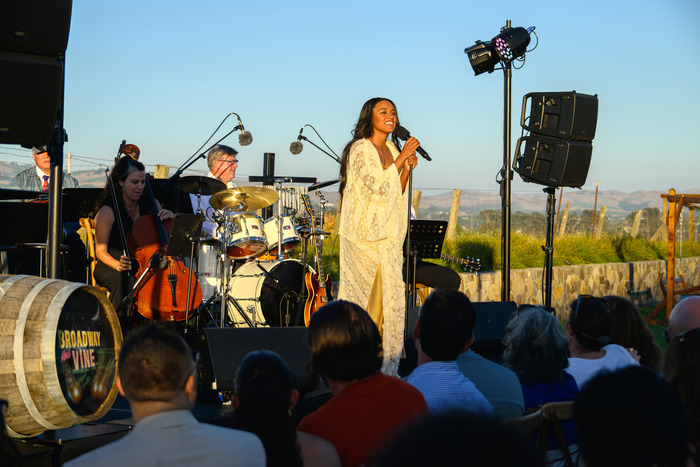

left=411, top=190, right=422, bottom=214
left=690, top=209, right=695, bottom=243
left=631, top=209, right=643, bottom=238
left=154, top=165, right=170, bottom=179
left=662, top=197, right=669, bottom=242
left=446, top=189, right=461, bottom=240
left=595, top=206, right=607, bottom=239
left=558, top=201, right=570, bottom=238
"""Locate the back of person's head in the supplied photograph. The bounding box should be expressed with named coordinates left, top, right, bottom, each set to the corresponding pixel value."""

left=503, top=306, right=569, bottom=384
left=232, top=350, right=301, bottom=467
left=568, top=295, right=613, bottom=351
left=574, top=366, right=691, bottom=467
left=603, top=295, right=661, bottom=371
left=663, top=327, right=700, bottom=448
left=370, top=410, right=541, bottom=467
left=118, top=323, right=194, bottom=402
left=417, top=289, right=476, bottom=361
left=307, top=300, right=382, bottom=382
left=668, top=296, right=700, bottom=340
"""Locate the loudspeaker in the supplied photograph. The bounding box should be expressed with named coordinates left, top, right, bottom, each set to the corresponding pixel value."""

left=521, top=91, right=598, bottom=141
left=471, top=301, right=517, bottom=361
left=0, top=0, right=72, bottom=56
left=0, top=1, right=72, bottom=146
left=514, top=135, right=593, bottom=188
left=0, top=52, right=63, bottom=146
left=196, top=327, right=314, bottom=396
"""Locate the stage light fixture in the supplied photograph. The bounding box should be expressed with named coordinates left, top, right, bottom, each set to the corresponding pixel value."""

left=464, top=41, right=499, bottom=76
left=493, top=27, right=533, bottom=62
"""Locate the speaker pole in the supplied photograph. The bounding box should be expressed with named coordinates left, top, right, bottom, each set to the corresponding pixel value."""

left=542, top=187, right=556, bottom=308
left=499, top=21, right=513, bottom=302
left=47, top=56, right=66, bottom=279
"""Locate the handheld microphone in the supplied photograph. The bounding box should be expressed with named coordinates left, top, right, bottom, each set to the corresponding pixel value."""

left=394, top=125, right=431, bottom=161
left=233, top=112, right=253, bottom=146
left=289, top=125, right=306, bottom=154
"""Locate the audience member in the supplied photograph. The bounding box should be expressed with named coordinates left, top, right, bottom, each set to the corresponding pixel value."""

left=565, top=295, right=638, bottom=389
left=404, top=289, right=492, bottom=415
left=457, top=347, right=525, bottom=419
left=296, top=300, right=427, bottom=467
left=663, top=327, right=700, bottom=459
left=603, top=295, right=662, bottom=372
left=65, top=323, right=265, bottom=467
left=370, top=410, right=542, bottom=467
left=231, top=350, right=340, bottom=467
left=574, top=366, right=694, bottom=467
left=503, top=305, right=580, bottom=465
left=667, top=296, right=700, bottom=341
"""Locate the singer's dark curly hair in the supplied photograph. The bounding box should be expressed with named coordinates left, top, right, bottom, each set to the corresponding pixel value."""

left=339, top=97, right=402, bottom=202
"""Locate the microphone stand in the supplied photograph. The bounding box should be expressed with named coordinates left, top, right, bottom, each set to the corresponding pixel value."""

left=299, top=136, right=341, bottom=164
left=169, top=127, right=239, bottom=182
left=404, top=166, right=414, bottom=341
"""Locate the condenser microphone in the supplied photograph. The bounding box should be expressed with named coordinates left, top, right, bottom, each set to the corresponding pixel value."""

left=233, top=113, right=253, bottom=146
left=394, top=125, right=431, bottom=161
left=289, top=126, right=306, bottom=154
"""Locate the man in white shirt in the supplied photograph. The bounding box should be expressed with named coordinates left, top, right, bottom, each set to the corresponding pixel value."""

left=191, top=145, right=239, bottom=237
left=65, top=323, right=265, bottom=467
left=405, top=289, right=493, bottom=415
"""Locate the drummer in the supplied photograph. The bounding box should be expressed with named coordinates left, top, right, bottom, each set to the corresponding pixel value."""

left=191, top=145, right=239, bottom=237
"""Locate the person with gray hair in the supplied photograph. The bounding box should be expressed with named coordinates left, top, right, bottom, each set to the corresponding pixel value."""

left=192, top=144, right=240, bottom=237
left=666, top=296, right=700, bottom=341
left=503, top=305, right=580, bottom=465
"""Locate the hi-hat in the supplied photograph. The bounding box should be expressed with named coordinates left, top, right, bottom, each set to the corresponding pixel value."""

left=209, top=186, right=279, bottom=211
left=178, top=176, right=226, bottom=195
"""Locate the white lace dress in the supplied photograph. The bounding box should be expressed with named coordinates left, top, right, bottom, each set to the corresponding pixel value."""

left=337, top=138, right=408, bottom=375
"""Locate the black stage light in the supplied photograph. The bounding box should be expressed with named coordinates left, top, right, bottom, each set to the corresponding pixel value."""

left=493, top=26, right=533, bottom=62
left=465, top=40, right=499, bottom=76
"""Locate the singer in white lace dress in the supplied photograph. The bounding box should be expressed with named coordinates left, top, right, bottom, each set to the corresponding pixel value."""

left=337, top=98, right=419, bottom=375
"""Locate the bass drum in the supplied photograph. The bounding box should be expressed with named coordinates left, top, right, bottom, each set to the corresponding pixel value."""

left=227, top=260, right=312, bottom=327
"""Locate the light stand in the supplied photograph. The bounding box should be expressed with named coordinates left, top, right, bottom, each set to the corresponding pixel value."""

left=465, top=20, right=536, bottom=301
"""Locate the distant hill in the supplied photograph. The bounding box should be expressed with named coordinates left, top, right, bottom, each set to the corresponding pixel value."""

left=2, top=161, right=696, bottom=218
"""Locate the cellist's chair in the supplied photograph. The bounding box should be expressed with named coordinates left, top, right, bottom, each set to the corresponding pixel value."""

left=79, top=217, right=109, bottom=296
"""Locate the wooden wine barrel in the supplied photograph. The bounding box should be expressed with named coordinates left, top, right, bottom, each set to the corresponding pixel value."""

left=0, top=275, right=122, bottom=437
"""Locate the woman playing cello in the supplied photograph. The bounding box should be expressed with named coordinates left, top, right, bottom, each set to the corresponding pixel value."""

left=94, top=156, right=174, bottom=314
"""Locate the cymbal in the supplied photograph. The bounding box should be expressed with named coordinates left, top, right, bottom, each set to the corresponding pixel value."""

left=209, top=186, right=279, bottom=211
left=178, top=176, right=226, bottom=195
left=308, top=179, right=340, bottom=192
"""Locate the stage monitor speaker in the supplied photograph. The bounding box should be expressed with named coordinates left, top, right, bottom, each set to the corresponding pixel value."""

left=521, top=91, right=598, bottom=142
left=471, top=301, right=517, bottom=361
left=0, top=0, right=72, bottom=57
left=514, top=135, right=592, bottom=188
left=196, top=327, right=314, bottom=397
left=0, top=51, right=63, bottom=146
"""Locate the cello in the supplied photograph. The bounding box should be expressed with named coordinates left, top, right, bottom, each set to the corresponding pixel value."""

left=127, top=174, right=202, bottom=321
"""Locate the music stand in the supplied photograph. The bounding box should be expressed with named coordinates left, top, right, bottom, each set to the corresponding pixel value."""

left=166, top=214, right=204, bottom=257
left=405, top=220, right=447, bottom=308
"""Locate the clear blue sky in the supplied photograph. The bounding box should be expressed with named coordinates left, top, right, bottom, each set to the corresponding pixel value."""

left=2, top=0, right=699, bottom=194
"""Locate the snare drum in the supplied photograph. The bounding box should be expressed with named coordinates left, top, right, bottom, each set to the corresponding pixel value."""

left=226, top=213, right=267, bottom=259
left=227, top=259, right=311, bottom=327
left=264, top=215, right=300, bottom=253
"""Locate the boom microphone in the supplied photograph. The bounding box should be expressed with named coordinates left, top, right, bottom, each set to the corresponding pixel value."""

left=394, top=125, right=431, bottom=161
left=289, top=125, right=306, bottom=154
left=233, top=112, right=253, bottom=146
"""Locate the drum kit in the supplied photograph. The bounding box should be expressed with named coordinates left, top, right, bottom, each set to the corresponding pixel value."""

left=179, top=176, right=332, bottom=329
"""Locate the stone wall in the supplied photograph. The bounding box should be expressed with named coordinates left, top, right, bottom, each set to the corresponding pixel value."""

left=459, top=257, right=700, bottom=319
